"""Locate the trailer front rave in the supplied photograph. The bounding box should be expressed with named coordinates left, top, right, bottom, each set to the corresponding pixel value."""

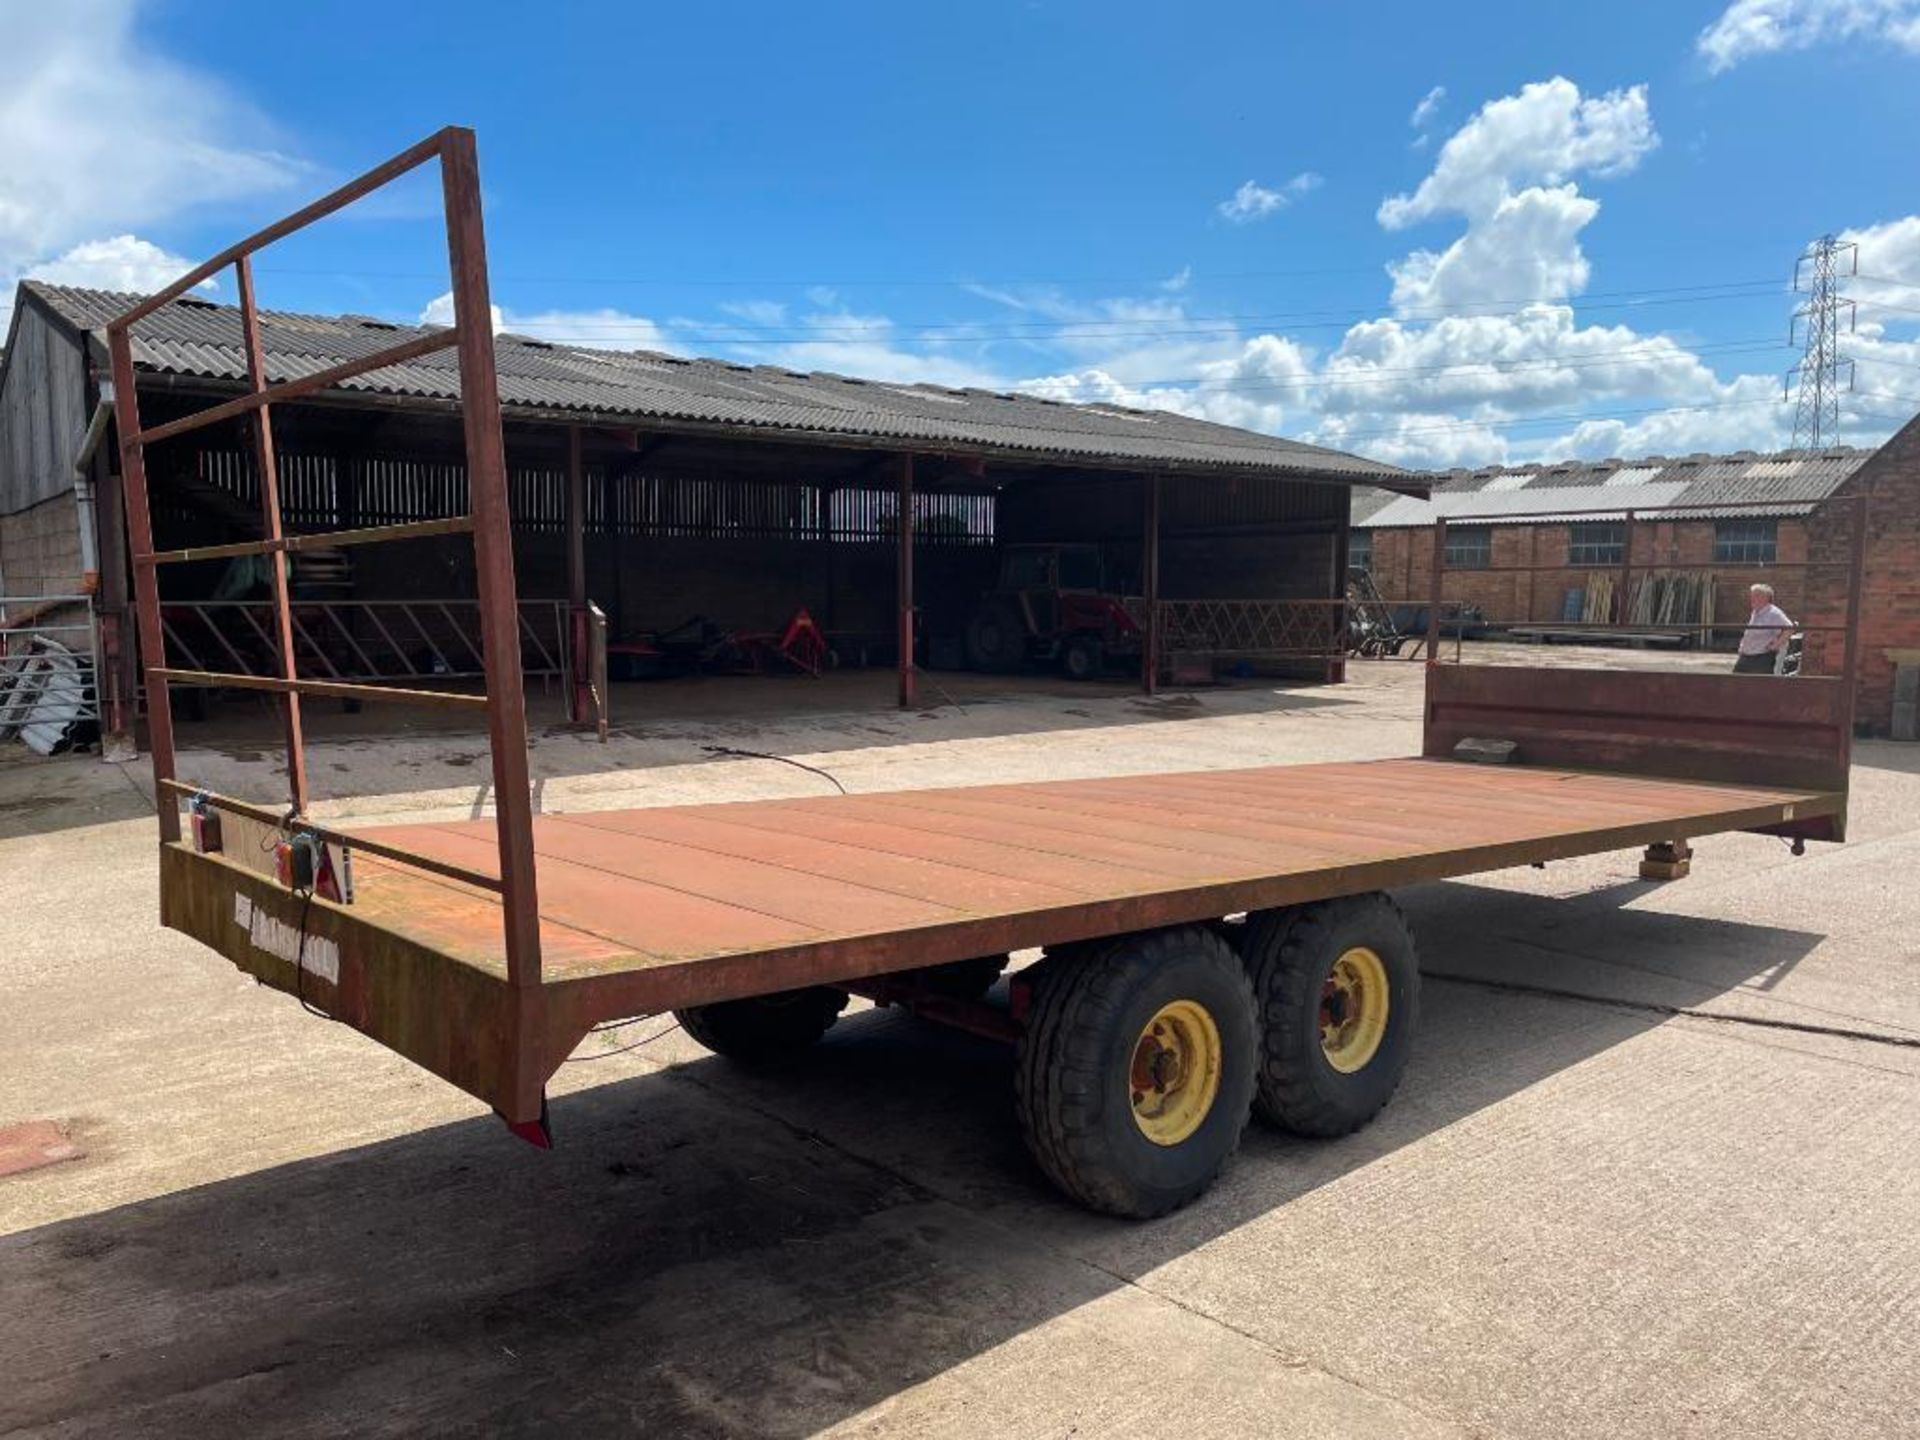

left=113, top=132, right=1866, bottom=1218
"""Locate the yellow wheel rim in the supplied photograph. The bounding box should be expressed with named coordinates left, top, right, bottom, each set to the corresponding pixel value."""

left=1321, top=946, right=1390, bottom=1073
left=1128, top=999, right=1223, bottom=1146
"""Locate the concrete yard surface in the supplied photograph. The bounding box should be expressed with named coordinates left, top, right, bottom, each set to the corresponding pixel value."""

left=3, top=654, right=1918, bottom=1438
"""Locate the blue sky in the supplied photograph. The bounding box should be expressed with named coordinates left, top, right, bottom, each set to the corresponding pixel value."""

left=6, top=0, right=1920, bottom=467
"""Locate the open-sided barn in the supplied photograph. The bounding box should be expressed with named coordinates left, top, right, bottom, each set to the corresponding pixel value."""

left=0, top=279, right=1415, bottom=749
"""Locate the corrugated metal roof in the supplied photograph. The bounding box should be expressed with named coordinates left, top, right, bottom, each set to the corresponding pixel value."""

left=22, top=282, right=1409, bottom=486
left=1351, top=446, right=1873, bottom=528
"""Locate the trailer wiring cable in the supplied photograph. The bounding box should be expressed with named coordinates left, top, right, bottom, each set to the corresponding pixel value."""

left=563, top=1020, right=682, bottom=1062
left=589, top=1012, right=663, bottom=1034
left=700, top=745, right=848, bottom=794
left=289, top=879, right=331, bottom=1022
left=1424, top=970, right=1920, bottom=1051
left=264, top=813, right=334, bottom=1024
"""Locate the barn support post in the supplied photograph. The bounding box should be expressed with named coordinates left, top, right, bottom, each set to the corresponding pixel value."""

left=898, top=453, right=916, bottom=709
left=1526, top=525, right=1538, bottom=623
left=1619, top=509, right=1638, bottom=626
left=1330, top=493, right=1350, bottom=683
left=818, top=482, right=837, bottom=634
left=89, top=423, right=135, bottom=754
left=1427, top=516, right=1447, bottom=662
left=1142, top=473, right=1161, bottom=696
left=566, top=425, right=589, bottom=724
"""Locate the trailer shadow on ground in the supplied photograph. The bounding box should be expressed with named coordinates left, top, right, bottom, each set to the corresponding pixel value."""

left=0, top=882, right=1827, bottom=1438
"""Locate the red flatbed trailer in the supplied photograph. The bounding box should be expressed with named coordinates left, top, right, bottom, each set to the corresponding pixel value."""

left=115, top=132, right=1863, bottom=1217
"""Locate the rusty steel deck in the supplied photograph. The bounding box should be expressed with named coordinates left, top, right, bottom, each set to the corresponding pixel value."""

left=158, top=751, right=1842, bottom=1123
left=363, top=754, right=1835, bottom=999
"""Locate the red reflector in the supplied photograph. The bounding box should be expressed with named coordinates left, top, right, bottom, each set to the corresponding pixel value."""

left=189, top=805, right=222, bottom=854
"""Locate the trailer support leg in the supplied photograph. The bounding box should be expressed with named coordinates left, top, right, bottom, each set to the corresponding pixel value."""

left=1639, top=839, right=1693, bottom=881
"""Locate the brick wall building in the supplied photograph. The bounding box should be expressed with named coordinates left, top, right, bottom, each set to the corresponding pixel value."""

left=1805, top=414, right=1920, bottom=737
left=0, top=490, right=85, bottom=601
left=1351, top=445, right=1920, bottom=735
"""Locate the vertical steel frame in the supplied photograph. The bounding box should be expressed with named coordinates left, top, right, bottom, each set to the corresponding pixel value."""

left=106, top=128, right=545, bottom=1117
left=565, top=426, right=589, bottom=725
left=235, top=253, right=310, bottom=814
left=1142, top=474, right=1161, bottom=696
left=897, top=453, right=916, bottom=710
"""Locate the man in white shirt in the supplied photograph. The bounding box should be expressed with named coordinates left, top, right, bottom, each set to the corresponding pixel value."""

left=1733, top=583, right=1792, bottom=674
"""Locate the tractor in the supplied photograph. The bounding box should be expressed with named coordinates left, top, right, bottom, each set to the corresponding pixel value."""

left=963, top=543, right=1145, bottom=679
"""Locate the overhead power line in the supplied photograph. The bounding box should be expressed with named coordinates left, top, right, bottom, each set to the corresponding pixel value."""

left=252, top=262, right=1786, bottom=295
left=1038, top=339, right=1791, bottom=400
left=499, top=281, right=1790, bottom=345
left=1310, top=388, right=1920, bottom=445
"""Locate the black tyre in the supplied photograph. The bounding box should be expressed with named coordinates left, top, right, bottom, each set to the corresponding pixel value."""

left=1015, top=927, right=1258, bottom=1218
left=1060, top=634, right=1104, bottom=681
left=1242, top=893, right=1418, bottom=1138
left=675, top=986, right=848, bottom=1064
left=965, top=600, right=1027, bottom=673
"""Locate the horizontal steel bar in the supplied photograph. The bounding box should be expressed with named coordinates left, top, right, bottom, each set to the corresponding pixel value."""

left=0, top=596, right=91, bottom=605
left=132, top=330, right=460, bottom=448
left=109, top=132, right=453, bottom=329
left=1432, top=496, right=1865, bottom=525
left=149, top=668, right=487, bottom=708
left=156, top=779, right=503, bottom=893
left=1158, top=597, right=1353, bottom=608
left=1433, top=559, right=1857, bottom=577
left=1485, top=621, right=1855, bottom=634
left=166, top=597, right=564, bottom=609
left=139, top=515, right=476, bottom=566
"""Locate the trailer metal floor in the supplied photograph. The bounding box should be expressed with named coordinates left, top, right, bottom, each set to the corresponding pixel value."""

left=342, top=757, right=1839, bottom=1006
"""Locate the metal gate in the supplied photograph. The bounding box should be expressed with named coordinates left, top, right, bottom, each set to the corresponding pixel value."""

left=0, top=595, right=100, bottom=754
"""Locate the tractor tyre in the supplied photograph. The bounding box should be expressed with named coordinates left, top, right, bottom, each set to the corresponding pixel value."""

left=676, top=986, right=848, bottom=1065
left=1241, top=893, right=1419, bottom=1138
left=1061, top=634, right=1104, bottom=681
left=1015, top=927, right=1258, bottom=1218
left=965, top=600, right=1027, bottom=673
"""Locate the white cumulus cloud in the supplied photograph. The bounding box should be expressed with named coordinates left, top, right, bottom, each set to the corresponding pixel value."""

left=0, top=0, right=299, bottom=331
left=1410, top=85, right=1447, bottom=130
left=1698, top=0, right=1920, bottom=72
left=1379, top=78, right=1656, bottom=230
left=419, top=292, right=676, bottom=353
left=1216, top=173, right=1323, bottom=224
left=998, top=78, right=1826, bottom=469
left=1376, top=79, right=1657, bottom=316
left=25, top=235, right=207, bottom=297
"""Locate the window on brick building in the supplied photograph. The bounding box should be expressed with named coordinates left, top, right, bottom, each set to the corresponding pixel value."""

left=1713, top=518, right=1778, bottom=564
left=1348, top=529, right=1373, bottom=572
left=1443, top=526, right=1492, bottom=569
left=1568, top=521, right=1625, bottom=567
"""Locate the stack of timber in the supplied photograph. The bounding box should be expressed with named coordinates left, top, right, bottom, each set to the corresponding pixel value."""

left=1578, top=573, right=1618, bottom=624
left=1626, top=569, right=1717, bottom=644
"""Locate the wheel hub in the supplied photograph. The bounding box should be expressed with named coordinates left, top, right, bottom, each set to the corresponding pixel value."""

left=1319, top=946, right=1390, bottom=1074
left=1128, top=999, right=1223, bottom=1146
